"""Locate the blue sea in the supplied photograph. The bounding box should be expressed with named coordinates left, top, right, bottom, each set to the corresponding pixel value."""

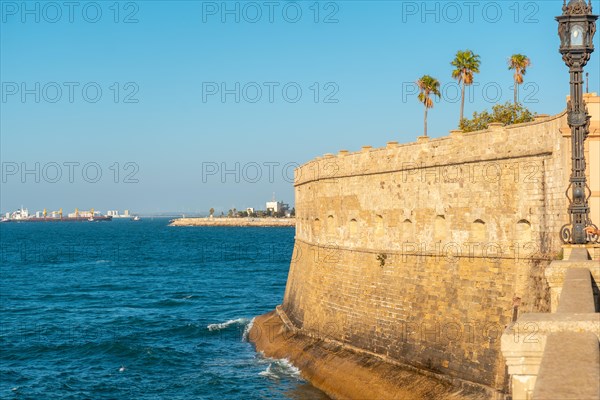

left=0, top=219, right=329, bottom=399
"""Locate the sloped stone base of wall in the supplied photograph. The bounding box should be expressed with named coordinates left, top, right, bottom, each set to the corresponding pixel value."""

left=250, top=310, right=502, bottom=400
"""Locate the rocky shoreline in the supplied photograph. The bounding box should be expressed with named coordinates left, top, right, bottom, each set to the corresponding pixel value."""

left=169, top=217, right=295, bottom=227
left=249, top=308, right=491, bottom=400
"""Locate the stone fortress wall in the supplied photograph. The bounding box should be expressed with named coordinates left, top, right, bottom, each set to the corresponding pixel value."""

left=252, top=94, right=600, bottom=398
left=282, top=94, right=600, bottom=394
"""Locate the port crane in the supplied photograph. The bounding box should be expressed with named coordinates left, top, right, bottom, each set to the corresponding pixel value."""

left=74, top=208, right=95, bottom=218
left=43, top=208, right=63, bottom=218
left=40, top=208, right=96, bottom=219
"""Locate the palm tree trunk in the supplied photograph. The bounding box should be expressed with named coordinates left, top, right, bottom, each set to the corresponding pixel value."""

left=424, top=105, right=428, bottom=137
left=460, top=83, right=465, bottom=124
left=514, top=79, right=518, bottom=104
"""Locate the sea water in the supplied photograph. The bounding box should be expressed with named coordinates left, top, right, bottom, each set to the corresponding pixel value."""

left=0, top=219, right=329, bottom=399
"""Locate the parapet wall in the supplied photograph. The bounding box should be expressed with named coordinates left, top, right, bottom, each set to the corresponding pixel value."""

left=282, top=113, right=572, bottom=393
left=293, top=114, right=569, bottom=254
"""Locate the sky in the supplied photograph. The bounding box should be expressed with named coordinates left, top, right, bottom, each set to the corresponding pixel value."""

left=1, top=0, right=599, bottom=215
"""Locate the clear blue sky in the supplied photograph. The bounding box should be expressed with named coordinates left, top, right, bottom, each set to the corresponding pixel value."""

left=1, top=0, right=599, bottom=214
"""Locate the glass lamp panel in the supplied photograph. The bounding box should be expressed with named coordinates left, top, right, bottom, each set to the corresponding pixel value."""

left=571, top=24, right=584, bottom=46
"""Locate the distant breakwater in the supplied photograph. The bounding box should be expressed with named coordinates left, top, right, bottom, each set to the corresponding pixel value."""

left=169, top=217, right=296, bottom=227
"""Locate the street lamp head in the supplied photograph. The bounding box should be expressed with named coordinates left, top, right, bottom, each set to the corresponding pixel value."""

left=556, top=0, right=597, bottom=67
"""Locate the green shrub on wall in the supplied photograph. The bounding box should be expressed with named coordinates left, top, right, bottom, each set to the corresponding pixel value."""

left=460, top=102, right=537, bottom=132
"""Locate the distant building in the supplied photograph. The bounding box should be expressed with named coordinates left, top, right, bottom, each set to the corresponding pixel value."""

left=246, top=208, right=255, bottom=215
left=266, top=201, right=289, bottom=214
left=107, top=210, right=130, bottom=218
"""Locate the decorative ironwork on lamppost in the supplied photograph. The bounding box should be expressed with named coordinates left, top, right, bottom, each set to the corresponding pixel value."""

left=557, top=0, right=599, bottom=244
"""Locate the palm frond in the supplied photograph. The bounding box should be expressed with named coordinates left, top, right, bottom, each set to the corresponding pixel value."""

left=451, top=50, right=481, bottom=86
left=416, top=75, right=441, bottom=109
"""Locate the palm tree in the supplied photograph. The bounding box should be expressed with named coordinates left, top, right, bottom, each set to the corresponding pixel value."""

left=508, top=54, right=531, bottom=104
left=416, top=75, right=441, bottom=137
left=451, top=50, right=481, bottom=125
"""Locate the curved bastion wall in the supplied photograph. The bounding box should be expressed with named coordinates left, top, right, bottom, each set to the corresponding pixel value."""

left=281, top=113, right=572, bottom=394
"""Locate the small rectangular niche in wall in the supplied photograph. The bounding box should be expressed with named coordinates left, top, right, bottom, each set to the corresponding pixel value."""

left=516, top=220, right=532, bottom=242
left=350, top=219, right=358, bottom=235
left=375, top=215, right=384, bottom=237
left=402, top=219, right=414, bottom=241
left=471, top=220, right=487, bottom=243
left=434, top=215, right=447, bottom=242
left=327, top=215, right=335, bottom=235
left=314, top=218, right=321, bottom=236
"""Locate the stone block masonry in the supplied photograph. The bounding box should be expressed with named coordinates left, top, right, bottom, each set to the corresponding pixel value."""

left=251, top=95, right=600, bottom=399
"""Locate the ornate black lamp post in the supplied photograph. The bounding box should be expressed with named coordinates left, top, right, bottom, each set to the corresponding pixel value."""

left=557, top=0, right=598, bottom=244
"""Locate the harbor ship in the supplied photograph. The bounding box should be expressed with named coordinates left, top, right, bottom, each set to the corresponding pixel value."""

left=1, top=207, right=113, bottom=223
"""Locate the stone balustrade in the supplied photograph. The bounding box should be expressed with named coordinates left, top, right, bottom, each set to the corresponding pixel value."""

left=501, top=246, right=600, bottom=400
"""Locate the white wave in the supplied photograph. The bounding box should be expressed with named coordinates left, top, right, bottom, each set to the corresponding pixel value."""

left=207, top=318, right=249, bottom=332
left=242, top=317, right=255, bottom=342
left=258, top=358, right=302, bottom=380
left=258, top=364, right=276, bottom=378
